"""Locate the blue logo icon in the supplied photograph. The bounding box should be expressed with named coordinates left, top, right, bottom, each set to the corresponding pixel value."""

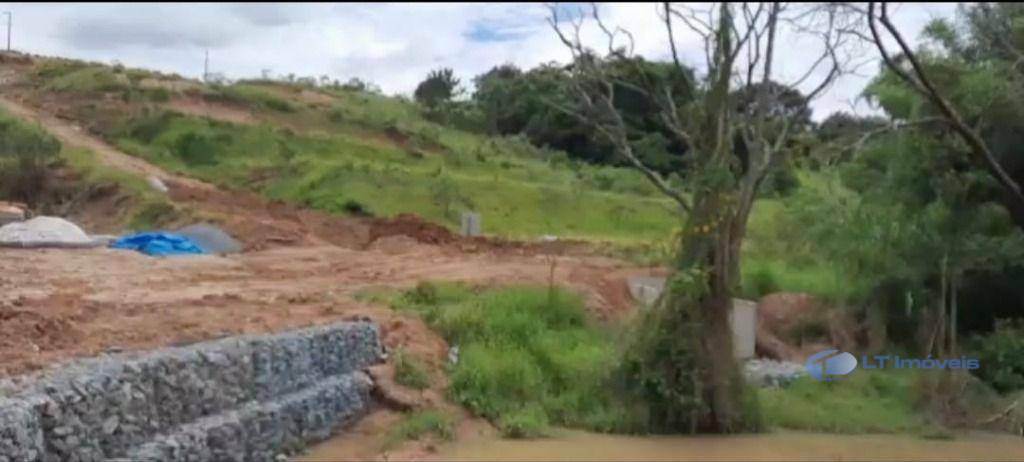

left=806, top=349, right=858, bottom=381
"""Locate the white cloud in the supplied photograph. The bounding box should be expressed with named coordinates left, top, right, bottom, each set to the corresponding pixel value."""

left=0, top=2, right=956, bottom=119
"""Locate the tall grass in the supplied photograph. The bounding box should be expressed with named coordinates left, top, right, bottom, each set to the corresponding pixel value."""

left=390, top=283, right=643, bottom=437
left=759, top=370, right=922, bottom=433
left=383, top=410, right=455, bottom=449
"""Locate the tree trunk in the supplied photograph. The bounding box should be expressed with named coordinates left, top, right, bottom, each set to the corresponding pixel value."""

left=949, top=271, right=958, bottom=353
left=666, top=191, right=747, bottom=433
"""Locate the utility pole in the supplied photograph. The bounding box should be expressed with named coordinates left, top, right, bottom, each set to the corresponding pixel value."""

left=2, top=12, right=11, bottom=52
left=203, top=48, right=209, bottom=82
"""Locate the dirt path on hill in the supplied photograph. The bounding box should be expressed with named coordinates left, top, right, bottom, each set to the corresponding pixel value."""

left=0, top=95, right=210, bottom=190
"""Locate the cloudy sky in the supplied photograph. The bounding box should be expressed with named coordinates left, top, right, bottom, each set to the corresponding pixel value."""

left=0, top=2, right=957, bottom=120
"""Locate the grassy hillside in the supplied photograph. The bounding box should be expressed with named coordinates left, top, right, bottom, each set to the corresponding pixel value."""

left=6, top=56, right=853, bottom=300
left=13, top=59, right=681, bottom=243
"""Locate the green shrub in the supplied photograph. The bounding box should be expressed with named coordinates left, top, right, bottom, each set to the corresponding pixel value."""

left=383, top=410, right=454, bottom=449
left=142, top=87, right=171, bottom=102
left=498, top=405, right=550, bottom=438
left=971, top=319, right=1024, bottom=393
left=125, top=111, right=176, bottom=143
left=174, top=131, right=219, bottom=166
left=327, top=107, right=346, bottom=123
left=0, top=113, right=61, bottom=203
left=743, top=264, right=780, bottom=298
left=341, top=199, right=373, bottom=217
left=33, top=60, right=88, bottom=80
left=43, top=66, right=130, bottom=93
left=405, top=281, right=440, bottom=305
left=394, top=348, right=432, bottom=390
left=759, top=165, right=801, bottom=197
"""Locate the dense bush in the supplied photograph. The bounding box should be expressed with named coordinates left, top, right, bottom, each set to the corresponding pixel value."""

left=971, top=319, right=1024, bottom=393
left=174, top=131, right=220, bottom=166
left=414, top=68, right=461, bottom=107
left=0, top=114, right=61, bottom=204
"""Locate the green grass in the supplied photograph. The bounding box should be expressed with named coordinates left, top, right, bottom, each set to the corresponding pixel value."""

left=104, top=104, right=679, bottom=242
left=394, top=348, right=432, bottom=390
left=739, top=170, right=863, bottom=301
left=204, top=84, right=297, bottom=112
left=759, top=370, right=922, bottom=434
left=388, top=282, right=641, bottom=438
left=43, top=66, right=130, bottom=93
left=739, top=256, right=849, bottom=300
left=383, top=410, right=455, bottom=449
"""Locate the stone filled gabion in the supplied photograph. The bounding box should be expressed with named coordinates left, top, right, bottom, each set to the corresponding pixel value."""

left=0, top=322, right=383, bottom=462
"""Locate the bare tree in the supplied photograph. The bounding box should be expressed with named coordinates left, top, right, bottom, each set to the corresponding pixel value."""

left=548, top=2, right=859, bottom=432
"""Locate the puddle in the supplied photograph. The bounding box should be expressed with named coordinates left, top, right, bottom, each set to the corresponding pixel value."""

left=420, top=429, right=1024, bottom=462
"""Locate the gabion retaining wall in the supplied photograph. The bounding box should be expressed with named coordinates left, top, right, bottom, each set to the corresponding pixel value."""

left=0, top=321, right=383, bottom=462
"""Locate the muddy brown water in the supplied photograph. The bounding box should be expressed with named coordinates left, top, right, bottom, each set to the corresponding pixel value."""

left=302, top=428, right=1024, bottom=461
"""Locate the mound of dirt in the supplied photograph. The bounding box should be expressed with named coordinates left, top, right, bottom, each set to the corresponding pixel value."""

left=166, top=180, right=371, bottom=251
left=368, top=213, right=458, bottom=246
left=755, top=292, right=859, bottom=362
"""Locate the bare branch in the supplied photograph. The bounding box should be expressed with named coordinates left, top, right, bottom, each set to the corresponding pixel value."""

left=663, top=3, right=687, bottom=75
left=545, top=3, right=692, bottom=212
left=850, top=116, right=946, bottom=153
left=869, top=2, right=1024, bottom=206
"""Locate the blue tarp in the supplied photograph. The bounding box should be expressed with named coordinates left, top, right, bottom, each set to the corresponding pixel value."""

left=110, top=232, right=207, bottom=256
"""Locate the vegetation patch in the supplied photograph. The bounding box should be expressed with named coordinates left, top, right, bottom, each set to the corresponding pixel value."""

left=971, top=319, right=1024, bottom=393
left=105, top=107, right=679, bottom=242
left=43, top=66, right=130, bottom=94
left=383, top=410, right=455, bottom=449
left=759, top=370, right=920, bottom=434
left=389, top=282, right=643, bottom=437
left=0, top=109, right=61, bottom=204
left=205, top=84, right=297, bottom=112
left=393, top=348, right=432, bottom=390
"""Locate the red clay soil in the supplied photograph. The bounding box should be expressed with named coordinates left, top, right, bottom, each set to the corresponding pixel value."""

left=165, top=179, right=373, bottom=251
left=367, top=213, right=459, bottom=246
left=0, top=243, right=653, bottom=379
